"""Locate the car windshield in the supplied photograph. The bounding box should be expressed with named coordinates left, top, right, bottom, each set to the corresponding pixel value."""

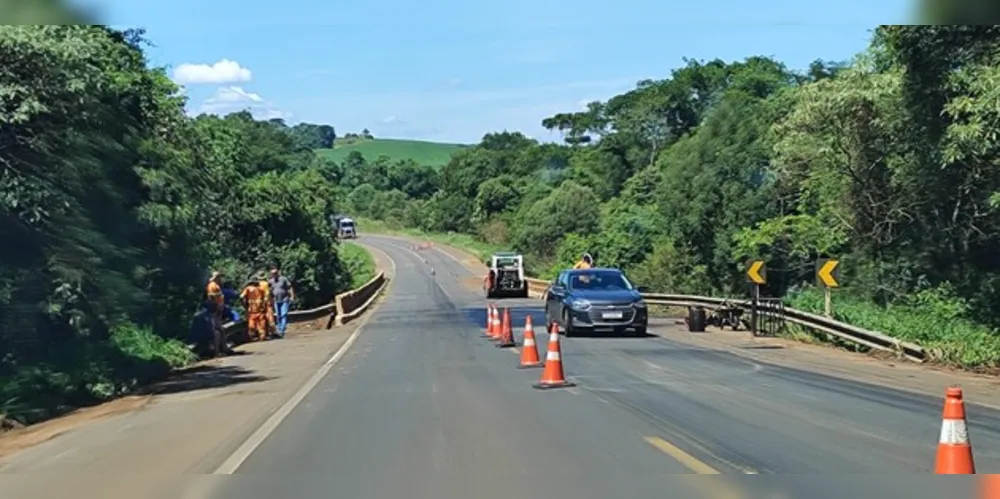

left=569, top=270, right=633, bottom=291
left=496, top=257, right=519, bottom=267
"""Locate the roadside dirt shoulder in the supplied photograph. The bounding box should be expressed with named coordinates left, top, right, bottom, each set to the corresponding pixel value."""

left=651, top=319, right=1000, bottom=409
left=0, top=319, right=358, bottom=497
left=0, top=244, right=392, bottom=497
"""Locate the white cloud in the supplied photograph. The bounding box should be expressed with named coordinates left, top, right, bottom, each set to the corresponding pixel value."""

left=194, top=86, right=292, bottom=121
left=380, top=115, right=404, bottom=125
left=212, top=86, right=264, bottom=104
left=172, top=59, right=252, bottom=85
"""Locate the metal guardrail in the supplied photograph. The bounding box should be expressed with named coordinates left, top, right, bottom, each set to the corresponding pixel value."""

left=222, top=271, right=388, bottom=343
left=524, top=278, right=926, bottom=363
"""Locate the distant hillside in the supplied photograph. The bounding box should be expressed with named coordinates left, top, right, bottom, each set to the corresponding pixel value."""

left=316, top=138, right=468, bottom=168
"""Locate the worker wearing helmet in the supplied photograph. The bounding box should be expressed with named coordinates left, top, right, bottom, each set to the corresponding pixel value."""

left=573, top=253, right=594, bottom=269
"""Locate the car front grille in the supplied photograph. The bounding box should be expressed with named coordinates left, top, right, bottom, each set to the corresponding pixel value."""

left=587, top=303, right=636, bottom=323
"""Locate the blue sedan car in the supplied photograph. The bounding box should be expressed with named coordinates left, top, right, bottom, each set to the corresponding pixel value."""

left=543, top=268, right=648, bottom=337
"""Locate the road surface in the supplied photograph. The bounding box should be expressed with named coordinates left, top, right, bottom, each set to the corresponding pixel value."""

left=195, top=235, right=989, bottom=499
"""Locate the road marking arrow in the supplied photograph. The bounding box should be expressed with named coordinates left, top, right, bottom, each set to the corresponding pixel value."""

left=745, top=260, right=766, bottom=285
left=816, top=259, right=840, bottom=288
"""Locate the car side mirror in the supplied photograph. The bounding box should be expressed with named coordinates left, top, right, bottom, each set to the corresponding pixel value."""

left=636, top=286, right=649, bottom=293
left=550, top=285, right=564, bottom=294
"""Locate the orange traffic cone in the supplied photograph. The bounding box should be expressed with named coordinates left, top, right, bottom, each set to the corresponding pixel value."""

left=517, top=315, right=542, bottom=369
left=533, top=321, right=575, bottom=389
left=935, top=386, right=975, bottom=474
left=496, top=308, right=516, bottom=348
left=491, top=307, right=509, bottom=342
left=482, top=305, right=496, bottom=338
left=487, top=305, right=501, bottom=339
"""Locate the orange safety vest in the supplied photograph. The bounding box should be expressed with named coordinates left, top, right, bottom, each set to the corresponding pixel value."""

left=240, top=285, right=268, bottom=314
left=206, top=281, right=224, bottom=306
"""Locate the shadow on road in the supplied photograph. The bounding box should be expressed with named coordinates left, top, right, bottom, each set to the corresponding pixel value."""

left=139, top=364, right=271, bottom=396
left=460, top=305, right=653, bottom=339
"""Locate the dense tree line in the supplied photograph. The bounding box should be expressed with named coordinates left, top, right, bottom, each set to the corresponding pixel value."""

left=0, top=26, right=357, bottom=423
left=341, top=26, right=1000, bottom=368
left=284, top=121, right=337, bottom=149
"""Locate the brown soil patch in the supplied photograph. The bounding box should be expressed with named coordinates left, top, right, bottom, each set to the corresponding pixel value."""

left=0, top=395, right=152, bottom=460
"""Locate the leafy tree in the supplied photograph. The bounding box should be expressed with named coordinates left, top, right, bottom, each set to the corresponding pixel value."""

left=0, top=25, right=359, bottom=424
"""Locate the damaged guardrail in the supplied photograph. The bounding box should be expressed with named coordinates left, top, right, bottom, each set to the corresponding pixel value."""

left=523, top=277, right=925, bottom=363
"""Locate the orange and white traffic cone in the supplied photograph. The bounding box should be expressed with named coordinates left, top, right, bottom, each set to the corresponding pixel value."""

left=496, top=308, right=516, bottom=348
left=491, top=307, right=510, bottom=342
left=935, top=386, right=976, bottom=474
left=533, top=321, right=575, bottom=389
left=486, top=305, right=500, bottom=339
left=517, top=315, right=542, bottom=369
left=482, top=305, right=495, bottom=338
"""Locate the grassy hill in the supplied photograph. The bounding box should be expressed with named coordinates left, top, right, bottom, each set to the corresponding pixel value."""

left=316, top=138, right=468, bottom=168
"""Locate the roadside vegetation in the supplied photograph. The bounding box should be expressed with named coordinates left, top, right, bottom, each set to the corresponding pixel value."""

left=339, top=26, right=1000, bottom=370
left=340, top=242, right=377, bottom=288
left=0, top=26, right=363, bottom=426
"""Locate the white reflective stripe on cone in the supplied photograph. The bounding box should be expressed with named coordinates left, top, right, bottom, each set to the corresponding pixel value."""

left=940, top=419, right=970, bottom=444
left=523, top=337, right=535, bottom=346
left=546, top=351, right=560, bottom=361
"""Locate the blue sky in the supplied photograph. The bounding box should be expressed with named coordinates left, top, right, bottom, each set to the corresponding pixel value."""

left=84, top=0, right=914, bottom=144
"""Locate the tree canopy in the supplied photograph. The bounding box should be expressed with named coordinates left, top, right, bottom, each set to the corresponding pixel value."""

left=0, top=25, right=357, bottom=423
left=341, top=26, right=1000, bottom=368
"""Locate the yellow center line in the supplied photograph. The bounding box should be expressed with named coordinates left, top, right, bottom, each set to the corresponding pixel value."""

left=644, top=436, right=721, bottom=474
left=645, top=436, right=752, bottom=499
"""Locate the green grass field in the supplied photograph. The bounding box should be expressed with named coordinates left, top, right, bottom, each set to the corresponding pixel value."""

left=316, top=138, right=468, bottom=168
left=340, top=241, right=376, bottom=289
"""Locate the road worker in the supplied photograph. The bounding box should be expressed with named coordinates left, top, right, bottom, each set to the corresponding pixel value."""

left=203, top=271, right=233, bottom=356
left=573, top=253, right=594, bottom=269
left=258, top=273, right=276, bottom=338
left=240, top=275, right=269, bottom=342
left=206, top=271, right=225, bottom=319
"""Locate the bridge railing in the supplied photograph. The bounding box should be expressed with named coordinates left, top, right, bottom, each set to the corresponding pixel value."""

left=523, top=277, right=925, bottom=363
left=222, top=271, right=388, bottom=343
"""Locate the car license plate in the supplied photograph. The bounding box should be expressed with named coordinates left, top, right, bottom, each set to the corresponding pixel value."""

left=602, top=310, right=624, bottom=319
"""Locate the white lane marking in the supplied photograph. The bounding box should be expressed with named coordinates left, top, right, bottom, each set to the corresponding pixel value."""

left=210, top=248, right=397, bottom=475
left=431, top=244, right=479, bottom=274
left=396, top=243, right=459, bottom=303
left=355, top=242, right=397, bottom=280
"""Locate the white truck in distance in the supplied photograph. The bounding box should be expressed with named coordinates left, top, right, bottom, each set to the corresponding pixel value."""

left=333, top=215, right=357, bottom=239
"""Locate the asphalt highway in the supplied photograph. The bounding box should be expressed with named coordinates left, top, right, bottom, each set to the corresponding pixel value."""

left=201, top=235, right=993, bottom=499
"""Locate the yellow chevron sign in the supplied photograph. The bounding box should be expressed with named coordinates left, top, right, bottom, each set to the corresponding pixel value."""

left=745, top=260, right=766, bottom=285
left=816, top=258, right=840, bottom=288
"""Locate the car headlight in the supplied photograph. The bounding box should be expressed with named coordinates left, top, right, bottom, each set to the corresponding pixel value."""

left=633, top=299, right=647, bottom=308
left=569, top=298, right=592, bottom=311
